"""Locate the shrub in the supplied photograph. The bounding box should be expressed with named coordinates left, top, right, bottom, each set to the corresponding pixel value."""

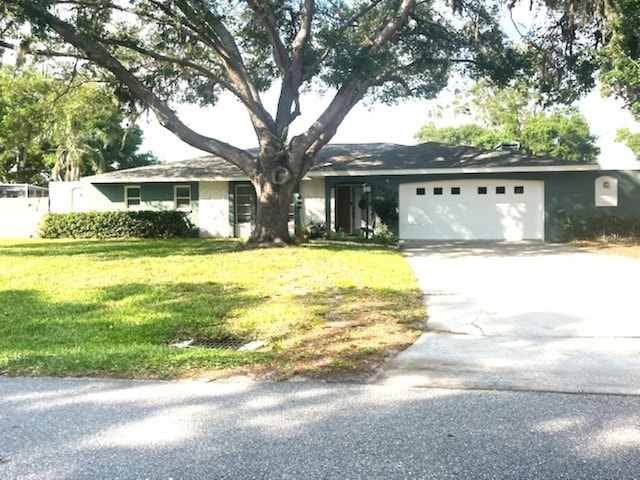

left=372, top=223, right=396, bottom=244
left=370, top=194, right=398, bottom=227
left=561, top=215, right=640, bottom=241
left=40, top=211, right=197, bottom=239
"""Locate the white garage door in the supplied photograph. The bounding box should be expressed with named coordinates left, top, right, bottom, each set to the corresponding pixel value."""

left=399, top=179, right=544, bottom=241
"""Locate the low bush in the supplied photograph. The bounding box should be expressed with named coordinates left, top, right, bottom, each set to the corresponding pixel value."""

left=561, top=215, right=640, bottom=241
left=40, top=211, right=197, bottom=239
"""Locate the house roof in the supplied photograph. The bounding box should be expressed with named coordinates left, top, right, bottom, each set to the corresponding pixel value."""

left=82, top=142, right=601, bottom=184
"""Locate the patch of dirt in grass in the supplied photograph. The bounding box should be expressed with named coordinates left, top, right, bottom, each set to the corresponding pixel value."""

left=572, top=240, right=640, bottom=259
left=184, top=289, right=426, bottom=383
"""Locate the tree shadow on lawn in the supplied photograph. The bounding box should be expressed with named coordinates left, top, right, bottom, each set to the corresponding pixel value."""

left=0, top=238, right=241, bottom=260
left=0, top=281, right=270, bottom=379
left=0, top=281, right=425, bottom=381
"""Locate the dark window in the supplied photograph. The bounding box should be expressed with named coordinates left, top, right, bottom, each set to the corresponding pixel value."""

left=235, top=184, right=253, bottom=223
left=514, top=186, right=525, bottom=194
left=125, top=186, right=141, bottom=210
left=451, top=187, right=461, bottom=195
left=478, top=186, right=487, bottom=195
left=496, top=186, right=506, bottom=194
left=416, top=187, right=426, bottom=196
left=175, top=185, right=192, bottom=211
left=433, top=187, right=443, bottom=195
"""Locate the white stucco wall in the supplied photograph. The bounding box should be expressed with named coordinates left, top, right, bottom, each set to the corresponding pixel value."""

left=300, top=178, right=325, bottom=227
left=49, top=182, right=116, bottom=213
left=199, top=181, right=231, bottom=237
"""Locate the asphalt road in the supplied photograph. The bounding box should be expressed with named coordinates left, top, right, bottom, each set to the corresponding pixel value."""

left=2, top=376, right=640, bottom=479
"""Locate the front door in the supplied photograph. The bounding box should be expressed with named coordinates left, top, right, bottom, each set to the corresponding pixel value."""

left=335, top=185, right=365, bottom=235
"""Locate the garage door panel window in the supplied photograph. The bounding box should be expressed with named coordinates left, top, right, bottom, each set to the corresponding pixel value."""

left=451, top=187, right=461, bottom=195
left=514, top=186, right=525, bottom=194
left=416, top=187, right=426, bottom=195
left=478, top=186, right=487, bottom=195
left=434, top=187, right=443, bottom=195
left=496, top=186, right=506, bottom=194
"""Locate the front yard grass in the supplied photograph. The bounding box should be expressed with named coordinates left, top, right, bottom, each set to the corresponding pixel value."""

left=0, top=239, right=425, bottom=381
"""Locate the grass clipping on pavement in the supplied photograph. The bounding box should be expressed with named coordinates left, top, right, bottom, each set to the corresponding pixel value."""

left=0, top=239, right=425, bottom=381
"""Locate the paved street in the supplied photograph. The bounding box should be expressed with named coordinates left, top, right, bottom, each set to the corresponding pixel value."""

left=1, top=376, right=640, bottom=479
left=380, top=242, right=640, bottom=394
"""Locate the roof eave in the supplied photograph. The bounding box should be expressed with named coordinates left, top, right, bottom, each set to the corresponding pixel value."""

left=307, top=164, right=603, bottom=177
left=83, top=175, right=250, bottom=183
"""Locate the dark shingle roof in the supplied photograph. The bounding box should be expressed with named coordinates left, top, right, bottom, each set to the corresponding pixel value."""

left=312, top=142, right=593, bottom=171
left=83, top=142, right=598, bottom=183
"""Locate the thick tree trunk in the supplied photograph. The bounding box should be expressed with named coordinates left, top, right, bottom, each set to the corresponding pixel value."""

left=251, top=181, right=294, bottom=245
left=249, top=156, right=298, bottom=246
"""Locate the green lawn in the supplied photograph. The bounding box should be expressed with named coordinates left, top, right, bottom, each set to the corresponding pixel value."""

left=0, top=239, right=425, bottom=380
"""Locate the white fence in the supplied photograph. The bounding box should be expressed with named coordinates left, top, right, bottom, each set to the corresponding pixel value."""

left=0, top=184, right=49, bottom=238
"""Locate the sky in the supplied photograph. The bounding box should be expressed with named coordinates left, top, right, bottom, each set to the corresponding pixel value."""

left=139, top=85, right=640, bottom=169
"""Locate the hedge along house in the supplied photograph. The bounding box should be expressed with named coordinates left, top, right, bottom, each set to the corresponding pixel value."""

left=48, top=142, right=640, bottom=242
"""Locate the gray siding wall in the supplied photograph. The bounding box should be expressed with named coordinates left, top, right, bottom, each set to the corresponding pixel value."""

left=544, top=170, right=640, bottom=240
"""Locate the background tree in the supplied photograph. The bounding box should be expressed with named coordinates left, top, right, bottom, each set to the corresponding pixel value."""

left=414, top=123, right=501, bottom=151
left=0, top=68, right=156, bottom=184
left=615, top=128, right=640, bottom=161
left=416, top=82, right=600, bottom=162
left=520, top=108, right=598, bottom=161
left=0, top=69, right=52, bottom=184
left=46, top=82, right=157, bottom=181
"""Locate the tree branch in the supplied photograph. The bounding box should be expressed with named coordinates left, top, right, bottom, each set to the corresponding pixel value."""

left=0, top=38, right=88, bottom=60
left=369, top=0, right=416, bottom=51
left=102, top=37, right=239, bottom=95
left=9, top=1, right=257, bottom=175
left=172, top=0, right=276, bottom=146
left=303, top=0, right=385, bottom=83
left=293, top=0, right=416, bottom=163
left=246, top=0, right=291, bottom=75
left=291, top=76, right=366, bottom=162
left=275, top=0, right=315, bottom=131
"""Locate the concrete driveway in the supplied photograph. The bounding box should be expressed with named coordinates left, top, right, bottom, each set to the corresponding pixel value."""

left=378, top=241, right=640, bottom=395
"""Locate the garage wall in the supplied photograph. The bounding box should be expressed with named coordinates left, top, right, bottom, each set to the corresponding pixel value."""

left=544, top=170, right=640, bottom=241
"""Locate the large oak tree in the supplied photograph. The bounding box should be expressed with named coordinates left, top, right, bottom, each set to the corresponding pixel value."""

left=0, top=0, right=612, bottom=243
